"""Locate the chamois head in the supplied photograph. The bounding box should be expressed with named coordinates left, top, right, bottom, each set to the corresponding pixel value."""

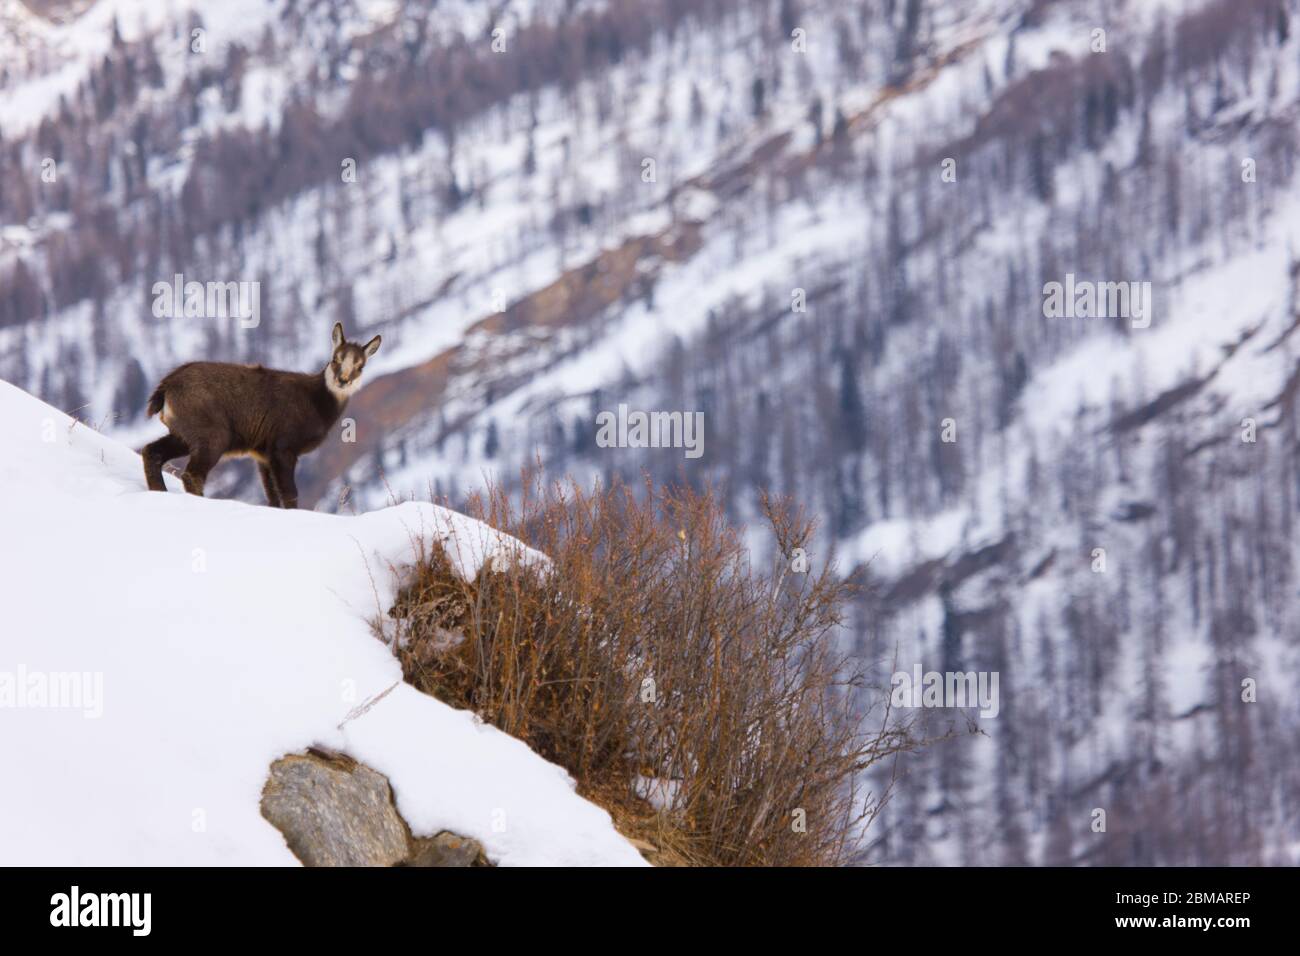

left=326, top=322, right=381, bottom=400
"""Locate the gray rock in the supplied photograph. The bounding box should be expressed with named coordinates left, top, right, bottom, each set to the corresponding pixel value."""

left=260, top=748, right=489, bottom=867
left=261, top=750, right=410, bottom=866
left=406, top=830, right=489, bottom=867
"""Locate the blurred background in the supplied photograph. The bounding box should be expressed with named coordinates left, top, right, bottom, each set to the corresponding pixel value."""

left=2, top=0, right=1298, bottom=864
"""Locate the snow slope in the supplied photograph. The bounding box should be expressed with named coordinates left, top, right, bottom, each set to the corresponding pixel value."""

left=0, top=378, right=644, bottom=866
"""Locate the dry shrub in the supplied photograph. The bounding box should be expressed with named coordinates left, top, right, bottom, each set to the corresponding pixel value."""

left=385, top=475, right=913, bottom=866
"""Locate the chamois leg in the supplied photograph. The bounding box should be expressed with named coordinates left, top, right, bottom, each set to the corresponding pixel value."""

left=143, top=434, right=189, bottom=491
left=271, top=452, right=299, bottom=509
left=257, top=461, right=283, bottom=508
left=181, top=443, right=220, bottom=497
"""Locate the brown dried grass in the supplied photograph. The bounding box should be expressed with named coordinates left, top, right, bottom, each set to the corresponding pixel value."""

left=384, top=475, right=914, bottom=866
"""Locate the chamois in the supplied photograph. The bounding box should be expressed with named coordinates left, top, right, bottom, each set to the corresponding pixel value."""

left=142, top=323, right=381, bottom=508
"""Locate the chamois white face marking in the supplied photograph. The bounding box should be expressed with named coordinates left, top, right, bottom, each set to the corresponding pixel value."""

left=325, top=326, right=381, bottom=401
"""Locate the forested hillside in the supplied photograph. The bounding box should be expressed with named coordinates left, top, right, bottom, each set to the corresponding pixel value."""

left=3, top=0, right=1297, bottom=864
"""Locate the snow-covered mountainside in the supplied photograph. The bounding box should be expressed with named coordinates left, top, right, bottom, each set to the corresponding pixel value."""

left=4, top=0, right=1300, bottom=865
left=0, top=379, right=643, bottom=866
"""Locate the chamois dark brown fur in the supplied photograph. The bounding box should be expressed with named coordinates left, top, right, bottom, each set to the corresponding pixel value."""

left=142, top=323, right=380, bottom=508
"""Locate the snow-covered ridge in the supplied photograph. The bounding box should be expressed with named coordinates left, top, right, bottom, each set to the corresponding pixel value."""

left=0, top=378, right=643, bottom=866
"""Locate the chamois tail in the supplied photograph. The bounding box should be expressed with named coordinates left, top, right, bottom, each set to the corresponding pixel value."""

left=146, top=384, right=166, bottom=419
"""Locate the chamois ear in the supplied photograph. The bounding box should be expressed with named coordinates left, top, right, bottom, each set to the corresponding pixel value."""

left=363, top=335, right=382, bottom=358
left=331, top=323, right=344, bottom=348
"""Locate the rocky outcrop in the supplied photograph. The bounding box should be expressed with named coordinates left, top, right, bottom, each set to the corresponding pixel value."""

left=260, top=748, right=489, bottom=867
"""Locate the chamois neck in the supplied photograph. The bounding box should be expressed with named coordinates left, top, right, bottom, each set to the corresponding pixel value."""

left=321, top=365, right=362, bottom=406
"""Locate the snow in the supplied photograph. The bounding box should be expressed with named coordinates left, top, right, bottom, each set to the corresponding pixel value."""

left=0, top=379, right=644, bottom=866
left=1020, top=233, right=1293, bottom=438
left=843, top=507, right=974, bottom=578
